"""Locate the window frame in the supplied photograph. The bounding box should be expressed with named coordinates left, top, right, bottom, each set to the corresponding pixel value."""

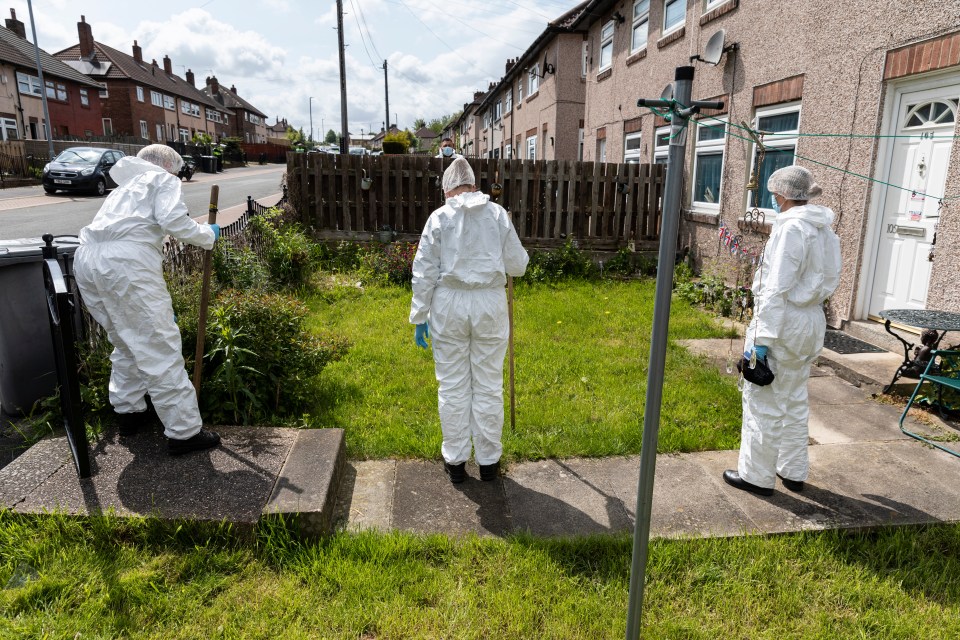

left=691, top=116, right=727, bottom=212
left=517, top=76, right=523, bottom=102
left=505, top=89, right=512, bottom=113
left=526, top=134, right=537, bottom=160
left=597, top=137, right=607, bottom=163
left=599, top=20, right=615, bottom=71
left=102, top=118, right=113, bottom=136
left=163, top=95, right=176, bottom=111
left=136, top=86, right=145, bottom=102
left=16, top=71, right=42, bottom=97
left=663, top=0, right=685, bottom=35
left=140, top=120, right=148, bottom=139
left=631, top=0, right=649, bottom=54
left=79, top=88, right=89, bottom=107
left=747, top=102, right=802, bottom=214
left=150, top=90, right=162, bottom=107
left=155, top=123, right=164, bottom=141
left=623, top=131, right=642, bottom=163
left=704, top=0, right=728, bottom=10
left=528, top=64, right=540, bottom=95
left=653, top=125, right=670, bottom=164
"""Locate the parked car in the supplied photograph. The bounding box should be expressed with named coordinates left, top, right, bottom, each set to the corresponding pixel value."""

left=349, top=146, right=367, bottom=156
left=42, top=147, right=125, bottom=196
left=178, top=154, right=195, bottom=181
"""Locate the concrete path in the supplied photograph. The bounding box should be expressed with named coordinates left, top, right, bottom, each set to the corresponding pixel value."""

left=3, top=338, right=959, bottom=540
left=334, top=340, right=960, bottom=539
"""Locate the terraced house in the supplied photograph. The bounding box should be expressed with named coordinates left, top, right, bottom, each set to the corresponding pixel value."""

left=202, top=76, right=268, bottom=144
left=54, top=16, right=232, bottom=143
left=0, top=10, right=104, bottom=140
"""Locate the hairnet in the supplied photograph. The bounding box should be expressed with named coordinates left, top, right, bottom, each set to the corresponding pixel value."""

left=137, top=144, right=183, bottom=173
left=767, top=165, right=822, bottom=201
left=442, top=157, right=475, bottom=194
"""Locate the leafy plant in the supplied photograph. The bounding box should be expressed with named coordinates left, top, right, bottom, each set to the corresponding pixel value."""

left=250, top=210, right=318, bottom=289
left=520, top=240, right=599, bottom=283
left=358, top=242, right=418, bottom=287
left=204, top=305, right=263, bottom=424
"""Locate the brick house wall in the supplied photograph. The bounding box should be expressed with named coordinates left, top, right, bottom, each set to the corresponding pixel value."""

left=574, top=0, right=960, bottom=323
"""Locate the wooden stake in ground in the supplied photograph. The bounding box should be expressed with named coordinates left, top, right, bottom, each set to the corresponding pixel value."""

left=192, top=185, right=219, bottom=396
left=508, top=275, right=515, bottom=430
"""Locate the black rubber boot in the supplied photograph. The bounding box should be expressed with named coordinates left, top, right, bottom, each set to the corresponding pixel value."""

left=444, top=462, right=466, bottom=484
left=115, top=411, right=146, bottom=437
left=168, top=429, right=221, bottom=456
left=479, top=461, right=500, bottom=482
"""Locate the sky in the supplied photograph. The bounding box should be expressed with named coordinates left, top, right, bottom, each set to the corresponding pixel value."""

left=9, top=0, right=578, bottom=139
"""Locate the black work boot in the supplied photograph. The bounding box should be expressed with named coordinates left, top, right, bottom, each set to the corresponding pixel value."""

left=115, top=411, right=146, bottom=437
left=168, top=429, right=221, bottom=456
left=479, top=461, right=500, bottom=482
left=444, top=461, right=466, bottom=484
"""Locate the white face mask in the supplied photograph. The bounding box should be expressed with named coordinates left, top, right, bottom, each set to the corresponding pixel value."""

left=770, top=194, right=781, bottom=213
left=442, top=146, right=454, bottom=157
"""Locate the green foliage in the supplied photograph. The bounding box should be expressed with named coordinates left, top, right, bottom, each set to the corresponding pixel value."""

left=286, top=126, right=306, bottom=147
left=191, top=132, right=212, bottom=148
left=250, top=210, right=319, bottom=288
left=324, top=129, right=338, bottom=145
left=383, top=130, right=414, bottom=154
left=674, top=272, right=752, bottom=319
left=314, top=240, right=365, bottom=273
left=213, top=245, right=270, bottom=291
left=519, top=240, right=599, bottom=283
left=195, top=291, right=348, bottom=424
left=357, top=242, right=417, bottom=287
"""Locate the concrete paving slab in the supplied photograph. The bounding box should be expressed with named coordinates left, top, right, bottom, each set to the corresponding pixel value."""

left=334, top=460, right=397, bottom=532
left=808, top=391, right=912, bottom=445
left=503, top=458, right=632, bottom=536
left=9, top=426, right=296, bottom=525
left=264, top=429, right=345, bottom=536
left=391, top=461, right=511, bottom=537
left=0, top=438, right=72, bottom=506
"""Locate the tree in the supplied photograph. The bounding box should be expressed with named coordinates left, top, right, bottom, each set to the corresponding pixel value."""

left=324, top=129, right=338, bottom=145
left=286, top=126, right=306, bottom=148
left=413, top=118, right=426, bottom=130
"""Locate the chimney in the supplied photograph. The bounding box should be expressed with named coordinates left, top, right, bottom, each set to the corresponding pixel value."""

left=505, top=58, right=516, bottom=74
left=163, top=55, right=172, bottom=75
left=230, top=84, right=237, bottom=95
left=132, top=40, right=142, bottom=63
left=151, top=59, right=157, bottom=75
left=5, top=8, right=25, bottom=39
left=186, top=69, right=195, bottom=86
left=208, top=76, right=219, bottom=94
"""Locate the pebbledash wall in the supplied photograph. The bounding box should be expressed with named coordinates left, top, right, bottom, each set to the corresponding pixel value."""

left=576, top=0, right=960, bottom=326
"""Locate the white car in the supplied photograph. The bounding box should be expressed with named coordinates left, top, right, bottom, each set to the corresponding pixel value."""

left=349, top=147, right=367, bottom=155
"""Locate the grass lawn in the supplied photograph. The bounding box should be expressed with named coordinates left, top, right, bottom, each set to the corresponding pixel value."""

left=2, top=513, right=959, bottom=639
left=304, top=278, right=741, bottom=460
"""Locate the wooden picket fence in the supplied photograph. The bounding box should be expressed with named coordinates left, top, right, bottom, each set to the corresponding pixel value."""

left=287, top=153, right=665, bottom=250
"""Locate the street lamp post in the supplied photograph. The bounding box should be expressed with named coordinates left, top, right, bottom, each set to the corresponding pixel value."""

left=309, top=97, right=314, bottom=143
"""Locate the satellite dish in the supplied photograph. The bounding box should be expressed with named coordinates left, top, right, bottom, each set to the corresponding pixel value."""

left=701, top=29, right=726, bottom=65
left=660, top=83, right=674, bottom=101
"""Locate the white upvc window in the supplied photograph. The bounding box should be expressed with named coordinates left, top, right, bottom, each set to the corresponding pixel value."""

left=663, top=0, right=685, bottom=34
left=79, top=88, right=89, bottom=107
left=16, top=72, right=42, bottom=96
left=140, top=120, right=148, bottom=139
left=180, top=128, right=190, bottom=143
left=102, top=118, right=113, bottom=135
left=704, top=0, right=728, bottom=10
left=653, top=126, right=670, bottom=164
left=505, top=89, right=512, bottom=113
left=599, top=20, right=614, bottom=71
left=748, top=103, right=801, bottom=213
left=631, top=0, right=649, bottom=53
left=504, top=143, right=512, bottom=159
left=494, top=100, right=502, bottom=122
left=624, top=131, right=642, bottom=163
left=1, top=117, right=19, bottom=141
left=155, top=123, right=164, bottom=141
left=150, top=90, right=162, bottom=107
left=163, top=95, right=175, bottom=110
left=582, top=41, right=589, bottom=77
left=99, top=86, right=109, bottom=99
left=692, top=117, right=727, bottom=211
left=136, top=86, right=144, bottom=102
left=528, top=64, right=539, bottom=95
left=526, top=134, right=537, bottom=160
left=597, top=137, right=607, bottom=163
left=517, top=77, right=523, bottom=102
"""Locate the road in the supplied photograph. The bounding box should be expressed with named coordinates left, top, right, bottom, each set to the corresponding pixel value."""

left=0, top=164, right=287, bottom=240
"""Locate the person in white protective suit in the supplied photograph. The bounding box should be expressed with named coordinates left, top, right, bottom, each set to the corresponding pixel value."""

left=410, top=156, right=528, bottom=484
left=723, top=165, right=842, bottom=495
left=74, top=144, right=222, bottom=456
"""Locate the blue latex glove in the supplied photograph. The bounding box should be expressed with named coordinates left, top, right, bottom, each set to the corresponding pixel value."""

left=210, top=223, right=221, bottom=241
left=744, top=345, right=769, bottom=361
left=415, top=323, right=430, bottom=349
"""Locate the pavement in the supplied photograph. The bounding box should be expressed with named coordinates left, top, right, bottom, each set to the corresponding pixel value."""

left=2, top=334, right=959, bottom=540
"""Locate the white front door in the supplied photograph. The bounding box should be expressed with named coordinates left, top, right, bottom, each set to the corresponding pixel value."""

left=869, top=83, right=959, bottom=316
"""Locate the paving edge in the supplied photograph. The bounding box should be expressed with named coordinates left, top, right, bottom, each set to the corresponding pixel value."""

left=262, top=428, right=346, bottom=537
left=815, top=352, right=915, bottom=396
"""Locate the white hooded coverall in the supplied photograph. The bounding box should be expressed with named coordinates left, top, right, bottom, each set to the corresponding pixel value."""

left=74, top=156, right=215, bottom=440
left=739, top=203, right=842, bottom=488
left=410, top=191, right=529, bottom=466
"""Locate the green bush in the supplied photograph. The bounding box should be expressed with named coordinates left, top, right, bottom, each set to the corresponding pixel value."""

left=358, top=242, right=418, bottom=287
left=250, top=211, right=318, bottom=288
left=197, top=290, right=349, bottom=424
left=314, top=240, right=364, bottom=273
left=520, top=240, right=599, bottom=283
left=213, top=244, right=270, bottom=291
